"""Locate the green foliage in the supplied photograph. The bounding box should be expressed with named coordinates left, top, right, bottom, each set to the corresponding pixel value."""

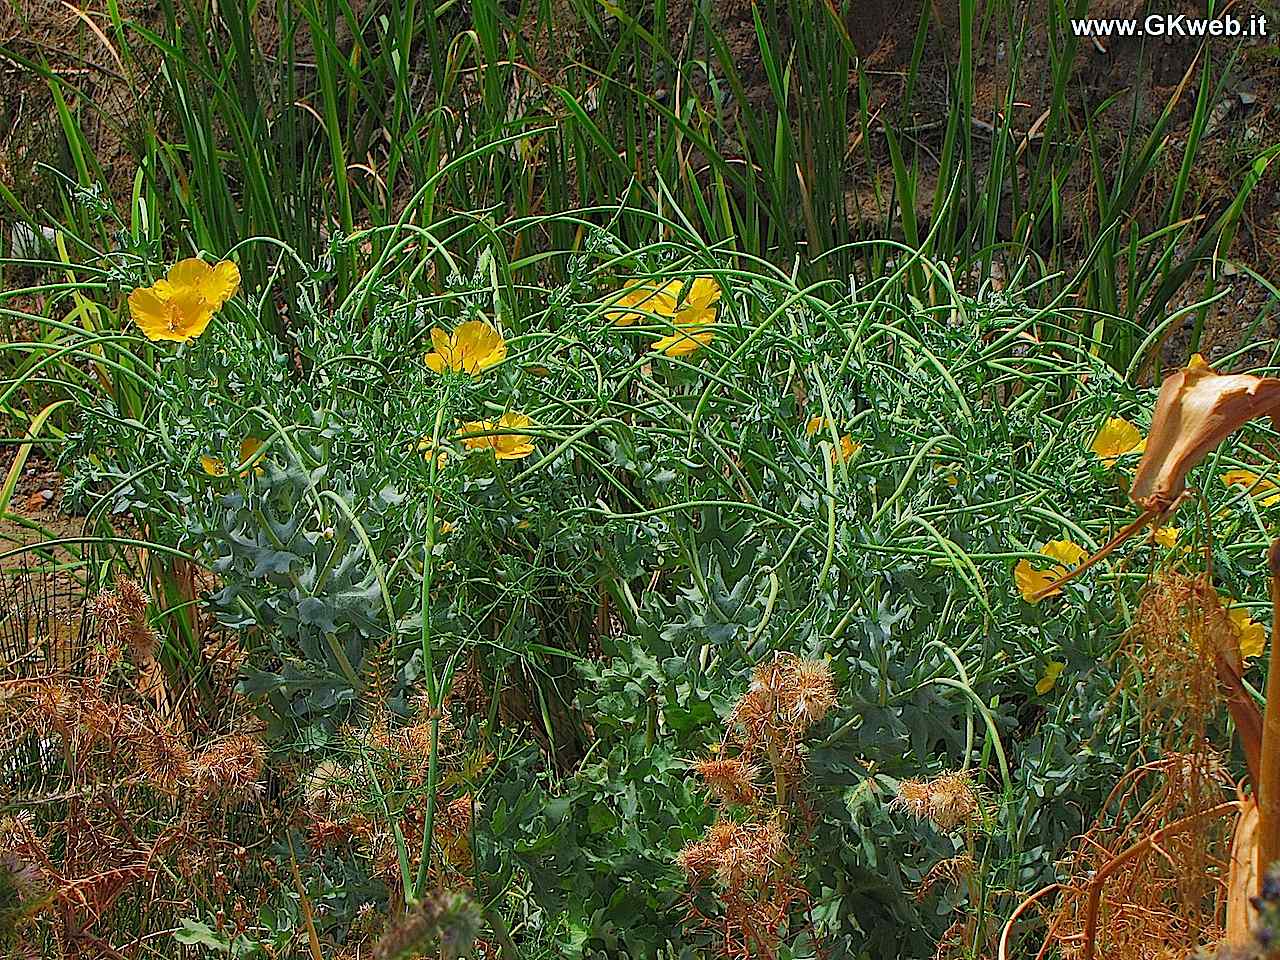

left=2, top=0, right=1279, bottom=955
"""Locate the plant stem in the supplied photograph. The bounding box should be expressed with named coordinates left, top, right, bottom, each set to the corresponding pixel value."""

left=1256, top=539, right=1280, bottom=881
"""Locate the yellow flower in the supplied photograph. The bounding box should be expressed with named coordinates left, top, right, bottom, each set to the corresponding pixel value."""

left=675, top=276, right=721, bottom=325
left=1035, top=661, right=1065, bottom=695
left=605, top=280, right=681, bottom=326
left=200, top=454, right=228, bottom=477
left=424, top=320, right=507, bottom=376
left=128, top=258, right=240, bottom=343
left=1228, top=606, right=1267, bottom=659
left=1153, top=526, right=1180, bottom=548
left=460, top=412, right=536, bottom=460
left=1221, top=469, right=1280, bottom=507
left=651, top=324, right=714, bottom=357
left=1089, top=417, right=1146, bottom=466
left=201, top=438, right=265, bottom=478
left=830, top=435, right=862, bottom=464
left=1014, top=539, right=1088, bottom=603
left=805, top=416, right=832, bottom=436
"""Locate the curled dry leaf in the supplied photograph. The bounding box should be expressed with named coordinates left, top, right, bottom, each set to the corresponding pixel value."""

left=1130, top=355, right=1280, bottom=513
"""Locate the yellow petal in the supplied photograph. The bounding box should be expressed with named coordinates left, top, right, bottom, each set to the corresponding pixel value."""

left=202, top=260, right=240, bottom=306
left=805, top=416, right=831, bottom=436
left=238, top=437, right=265, bottom=476
left=128, top=285, right=172, bottom=340
left=201, top=455, right=228, bottom=477
left=684, top=276, right=721, bottom=310
left=418, top=437, right=449, bottom=469
left=1222, top=469, right=1263, bottom=487
left=127, top=282, right=215, bottom=342
left=651, top=326, right=714, bottom=357
left=1015, top=540, right=1087, bottom=603
left=460, top=413, right=535, bottom=460
left=1222, top=470, right=1280, bottom=507
left=166, top=258, right=214, bottom=292
left=1229, top=607, right=1267, bottom=659
left=830, top=435, right=862, bottom=463
left=1090, top=417, right=1145, bottom=464
left=1153, top=526, right=1180, bottom=548
left=1035, top=661, right=1065, bottom=695
left=167, top=258, right=238, bottom=306
left=1014, top=559, right=1059, bottom=603
left=452, top=320, right=507, bottom=374
left=606, top=280, right=681, bottom=325
left=1042, top=539, right=1087, bottom=567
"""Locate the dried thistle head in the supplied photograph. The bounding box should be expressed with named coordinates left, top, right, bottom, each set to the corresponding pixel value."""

left=115, top=577, right=148, bottom=622
left=373, top=889, right=482, bottom=960
left=192, top=734, right=266, bottom=803
left=783, top=658, right=836, bottom=729
left=743, top=817, right=787, bottom=867
left=0, top=850, right=47, bottom=950
left=1130, top=572, right=1237, bottom=754
left=928, top=773, right=979, bottom=831
left=437, top=793, right=473, bottom=838
left=706, top=819, right=740, bottom=851
left=893, top=778, right=932, bottom=821
left=676, top=839, right=719, bottom=882
left=751, top=653, right=797, bottom=694
left=715, top=842, right=763, bottom=891
left=134, top=725, right=194, bottom=794
left=916, top=853, right=977, bottom=901
left=893, top=772, right=980, bottom=832
left=89, top=590, right=127, bottom=641
left=693, top=758, right=759, bottom=806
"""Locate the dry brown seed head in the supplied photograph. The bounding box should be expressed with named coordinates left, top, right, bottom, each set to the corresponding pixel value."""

left=785, top=658, right=837, bottom=729
left=115, top=577, right=149, bottom=621
left=693, top=757, right=759, bottom=806
left=926, top=772, right=979, bottom=831
left=136, top=727, right=194, bottom=794
left=675, top=839, right=718, bottom=880
left=893, top=778, right=932, bottom=821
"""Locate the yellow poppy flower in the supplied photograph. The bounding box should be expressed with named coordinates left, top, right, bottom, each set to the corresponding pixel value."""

left=1221, top=469, right=1280, bottom=507
left=830, top=435, right=862, bottom=464
left=1153, top=526, right=1180, bottom=548
left=651, top=324, right=714, bottom=357
left=1035, top=661, right=1065, bottom=695
left=201, top=438, right=265, bottom=478
left=675, top=276, right=721, bottom=325
left=605, top=280, right=682, bottom=326
left=424, top=320, right=507, bottom=376
left=1228, top=606, right=1266, bottom=659
left=805, top=416, right=831, bottom=436
left=128, top=258, right=239, bottom=343
left=1089, top=417, right=1146, bottom=466
left=1014, top=539, right=1088, bottom=603
left=166, top=258, right=241, bottom=307
left=200, top=454, right=228, bottom=477
left=460, top=412, right=536, bottom=460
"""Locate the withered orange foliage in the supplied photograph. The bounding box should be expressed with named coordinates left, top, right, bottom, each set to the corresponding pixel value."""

left=1131, top=355, right=1280, bottom=514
